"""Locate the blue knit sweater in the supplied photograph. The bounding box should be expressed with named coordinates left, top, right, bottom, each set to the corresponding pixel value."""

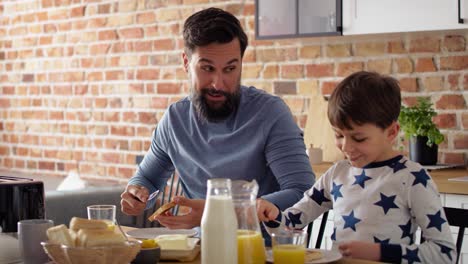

left=128, top=86, right=315, bottom=210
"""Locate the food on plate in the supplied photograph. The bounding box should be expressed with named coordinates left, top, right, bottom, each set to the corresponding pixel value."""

left=141, top=239, right=158, bottom=249
left=305, top=249, right=323, bottom=261
left=46, top=217, right=125, bottom=248
left=69, top=217, right=108, bottom=231
left=46, top=224, right=74, bottom=247
left=154, top=234, right=189, bottom=250
left=148, top=202, right=177, bottom=222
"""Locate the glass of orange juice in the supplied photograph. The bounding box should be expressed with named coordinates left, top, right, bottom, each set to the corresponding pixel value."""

left=87, top=204, right=116, bottom=231
left=271, top=229, right=307, bottom=264
left=237, top=229, right=266, bottom=264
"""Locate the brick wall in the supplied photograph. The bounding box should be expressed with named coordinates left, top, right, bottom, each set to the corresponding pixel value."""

left=0, top=0, right=467, bottom=181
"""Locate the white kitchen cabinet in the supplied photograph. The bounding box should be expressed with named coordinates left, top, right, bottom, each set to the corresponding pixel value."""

left=342, top=0, right=468, bottom=35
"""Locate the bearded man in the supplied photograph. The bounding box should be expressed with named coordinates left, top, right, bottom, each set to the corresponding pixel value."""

left=121, top=8, right=314, bottom=236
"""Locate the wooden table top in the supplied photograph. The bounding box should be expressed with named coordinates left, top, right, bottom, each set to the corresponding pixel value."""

left=312, top=162, right=468, bottom=195
left=121, top=226, right=383, bottom=264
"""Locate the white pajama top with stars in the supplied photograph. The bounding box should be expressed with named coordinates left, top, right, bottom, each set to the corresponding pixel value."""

left=266, top=155, right=456, bottom=264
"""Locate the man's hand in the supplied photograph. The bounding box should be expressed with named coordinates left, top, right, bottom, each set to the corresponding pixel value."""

left=338, top=241, right=381, bottom=261
left=256, top=198, right=279, bottom=222
left=154, top=196, right=205, bottom=229
left=120, top=185, right=150, bottom=216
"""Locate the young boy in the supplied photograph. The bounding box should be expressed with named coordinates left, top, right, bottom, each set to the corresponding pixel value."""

left=257, top=71, right=456, bottom=263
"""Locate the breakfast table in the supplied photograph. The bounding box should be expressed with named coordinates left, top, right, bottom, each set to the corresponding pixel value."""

left=121, top=226, right=384, bottom=264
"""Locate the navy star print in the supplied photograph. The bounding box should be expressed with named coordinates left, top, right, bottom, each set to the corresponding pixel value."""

left=374, top=193, right=399, bottom=214
left=402, top=248, right=421, bottom=264
left=330, top=182, right=343, bottom=201
left=353, top=170, right=372, bottom=189
left=411, top=169, right=430, bottom=187
left=373, top=237, right=390, bottom=244
left=436, top=242, right=453, bottom=261
left=311, top=187, right=331, bottom=205
left=427, top=210, right=446, bottom=232
left=331, top=227, right=336, bottom=241
left=287, top=211, right=303, bottom=228
left=342, top=210, right=361, bottom=231
left=399, top=219, right=413, bottom=240
left=391, top=159, right=407, bottom=173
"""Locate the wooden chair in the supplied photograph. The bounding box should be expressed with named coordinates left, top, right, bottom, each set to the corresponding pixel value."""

left=441, top=207, right=468, bottom=264
left=131, top=155, right=184, bottom=228
left=306, top=211, right=329, bottom=249
left=419, top=206, right=467, bottom=263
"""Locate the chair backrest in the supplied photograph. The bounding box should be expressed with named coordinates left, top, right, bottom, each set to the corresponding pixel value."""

left=306, top=211, right=329, bottom=249
left=443, top=206, right=468, bottom=264
left=131, top=155, right=184, bottom=228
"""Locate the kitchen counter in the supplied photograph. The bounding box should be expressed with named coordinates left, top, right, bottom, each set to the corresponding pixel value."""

left=311, top=163, right=468, bottom=195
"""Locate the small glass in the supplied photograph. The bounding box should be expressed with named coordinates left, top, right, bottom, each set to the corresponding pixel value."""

left=271, top=229, right=307, bottom=264
left=87, top=204, right=116, bottom=231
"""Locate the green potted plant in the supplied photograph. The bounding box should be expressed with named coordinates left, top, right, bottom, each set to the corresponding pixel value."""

left=398, top=97, right=444, bottom=165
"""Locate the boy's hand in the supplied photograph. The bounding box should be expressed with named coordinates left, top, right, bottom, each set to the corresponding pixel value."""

left=338, top=241, right=381, bottom=261
left=256, top=198, right=280, bottom=222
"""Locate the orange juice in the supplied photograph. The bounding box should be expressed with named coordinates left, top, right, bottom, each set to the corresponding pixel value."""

left=272, top=244, right=305, bottom=264
left=237, top=230, right=266, bottom=264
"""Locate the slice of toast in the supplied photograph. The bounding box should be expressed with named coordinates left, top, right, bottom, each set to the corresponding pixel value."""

left=46, top=224, right=75, bottom=247
left=147, top=201, right=176, bottom=222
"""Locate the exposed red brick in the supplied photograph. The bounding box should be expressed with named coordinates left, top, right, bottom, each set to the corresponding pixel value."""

left=442, top=152, right=465, bottom=164
left=409, top=37, right=440, bottom=52
left=454, top=134, right=468, bottom=149
left=398, top=78, right=419, bottom=92
left=321, top=81, right=340, bottom=96
left=442, top=35, right=465, bottom=52
left=433, top=113, right=456, bottom=129
left=440, top=56, right=468, bottom=70
left=435, top=94, right=466, bottom=110
left=305, top=64, right=334, bottom=78
left=119, top=27, right=143, bottom=39
left=415, top=57, right=436, bottom=72
left=462, top=113, right=468, bottom=130
left=273, top=82, right=296, bottom=95
left=281, top=64, right=304, bottom=79
left=336, top=62, right=364, bottom=77
left=137, top=69, right=159, bottom=80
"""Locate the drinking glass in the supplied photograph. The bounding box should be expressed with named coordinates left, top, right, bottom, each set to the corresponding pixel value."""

left=87, top=204, right=116, bottom=231
left=271, top=229, right=307, bottom=264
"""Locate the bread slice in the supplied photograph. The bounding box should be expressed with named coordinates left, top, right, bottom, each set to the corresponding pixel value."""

left=46, top=224, right=75, bottom=247
left=77, top=229, right=125, bottom=247
left=147, top=202, right=176, bottom=222
left=69, top=217, right=108, bottom=231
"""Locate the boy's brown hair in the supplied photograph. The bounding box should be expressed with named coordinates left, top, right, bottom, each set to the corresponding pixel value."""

left=328, top=71, right=401, bottom=130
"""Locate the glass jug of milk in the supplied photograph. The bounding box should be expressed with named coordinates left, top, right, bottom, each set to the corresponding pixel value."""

left=232, top=180, right=266, bottom=264
left=201, top=178, right=238, bottom=264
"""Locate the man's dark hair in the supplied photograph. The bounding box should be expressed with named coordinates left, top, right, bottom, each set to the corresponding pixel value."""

left=328, top=71, right=401, bottom=130
left=183, top=7, right=248, bottom=57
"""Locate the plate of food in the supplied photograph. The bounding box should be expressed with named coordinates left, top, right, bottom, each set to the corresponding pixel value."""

left=126, top=228, right=197, bottom=239
left=266, top=248, right=342, bottom=264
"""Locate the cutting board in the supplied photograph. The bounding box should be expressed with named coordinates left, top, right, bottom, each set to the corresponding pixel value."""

left=303, top=89, right=344, bottom=162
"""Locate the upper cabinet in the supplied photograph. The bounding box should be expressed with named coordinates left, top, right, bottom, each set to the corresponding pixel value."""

left=255, top=0, right=468, bottom=39
left=255, top=0, right=342, bottom=39
left=343, top=0, right=468, bottom=35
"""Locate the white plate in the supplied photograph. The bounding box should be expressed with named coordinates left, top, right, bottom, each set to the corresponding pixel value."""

left=266, top=248, right=342, bottom=264
left=126, top=227, right=197, bottom=239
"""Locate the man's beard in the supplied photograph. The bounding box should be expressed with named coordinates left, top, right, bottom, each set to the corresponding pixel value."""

left=191, top=87, right=240, bottom=123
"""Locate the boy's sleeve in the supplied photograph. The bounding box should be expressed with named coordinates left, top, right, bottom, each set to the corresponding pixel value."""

left=264, top=167, right=334, bottom=232
left=381, top=168, right=456, bottom=264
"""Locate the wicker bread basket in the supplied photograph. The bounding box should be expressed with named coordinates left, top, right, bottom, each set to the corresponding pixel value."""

left=41, top=241, right=141, bottom=264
